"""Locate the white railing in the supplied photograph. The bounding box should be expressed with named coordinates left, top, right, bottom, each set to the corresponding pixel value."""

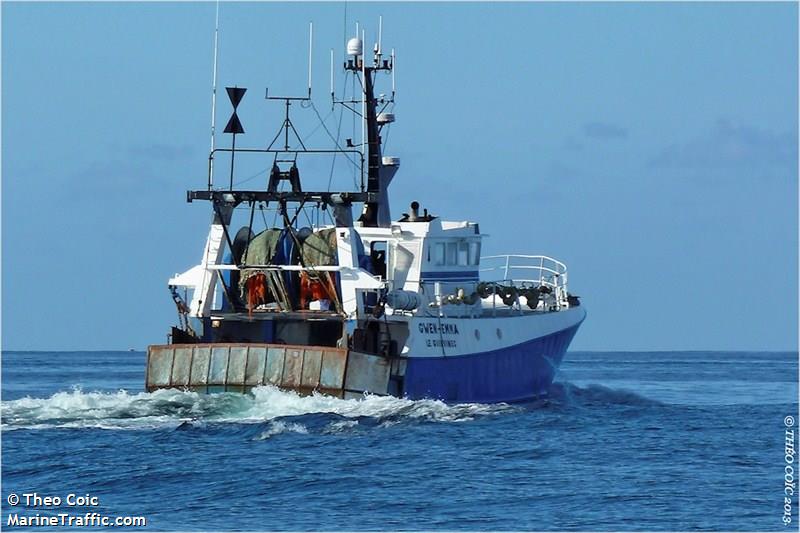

left=480, top=255, right=569, bottom=307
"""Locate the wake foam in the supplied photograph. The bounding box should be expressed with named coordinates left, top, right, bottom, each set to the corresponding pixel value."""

left=1, top=385, right=517, bottom=431
left=1, top=381, right=660, bottom=431
left=255, top=421, right=310, bottom=440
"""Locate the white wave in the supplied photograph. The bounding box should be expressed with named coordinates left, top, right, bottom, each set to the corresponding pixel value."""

left=1, top=387, right=200, bottom=430
left=254, top=421, right=309, bottom=440
left=324, top=419, right=360, bottom=433
left=1, top=385, right=516, bottom=431
left=235, top=385, right=516, bottom=423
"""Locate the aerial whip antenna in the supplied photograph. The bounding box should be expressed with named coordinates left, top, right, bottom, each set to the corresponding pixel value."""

left=330, top=48, right=335, bottom=107
left=361, top=28, right=366, bottom=182
left=208, top=0, right=220, bottom=190
left=307, top=22, right=313, bottom=98
left=378, top=15, right=382, bottom=56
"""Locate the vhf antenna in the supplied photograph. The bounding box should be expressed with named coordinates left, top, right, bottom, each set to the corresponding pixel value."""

left=208, top=0, right=220, bottom=190
left=307, top=21, right=313, bottom=98
left=330, top=48, right=335, bottom=108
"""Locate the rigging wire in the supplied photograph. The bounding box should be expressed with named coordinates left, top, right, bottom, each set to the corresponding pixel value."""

left=230, top=101, right=355, bottom=188
left=381, top=103, right=395, bottom=153
left=310, top=101, right=359, bottom=169
left=302, top=205, right=315, bottom=229
left=327, top=90, right=348, bottom=191
left=378, top=100, right=396, bottom=152
left=271, top=204, right=280, bottom=227
left=231, top=167, right=268, bottom=188
left=302, top=106, right=334, bottom=140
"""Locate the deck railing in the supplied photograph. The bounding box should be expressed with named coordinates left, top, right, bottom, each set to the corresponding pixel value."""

left=480, top=255, right=569, bottom=307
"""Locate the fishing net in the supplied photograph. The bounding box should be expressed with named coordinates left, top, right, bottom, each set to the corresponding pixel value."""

left=238, top=228, right=282, bottom=291
left=300, top=228, right=338, bottom=267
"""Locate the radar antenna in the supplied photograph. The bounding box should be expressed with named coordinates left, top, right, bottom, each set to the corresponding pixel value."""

left=338, top=19, right=397, bottom=227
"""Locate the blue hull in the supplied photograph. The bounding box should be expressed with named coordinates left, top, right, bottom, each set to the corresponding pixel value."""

left=402, top=323, right=581, bottom=403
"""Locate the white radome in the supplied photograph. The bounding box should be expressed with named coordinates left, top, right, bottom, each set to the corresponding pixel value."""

left=347, top=38, right=363, bottom=56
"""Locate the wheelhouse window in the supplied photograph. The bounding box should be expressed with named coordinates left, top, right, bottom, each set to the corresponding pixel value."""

left=457, top=241, right=469, bottom=266
left=468, top=241, right=481, bottom=266
left=446, top=242, right=457, bottom=265
left=434, top=243, right=445, bottom=266
left=431, top=240, right=480, bottom=266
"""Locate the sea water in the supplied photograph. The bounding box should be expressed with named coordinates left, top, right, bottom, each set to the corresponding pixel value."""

left=2, top=350, right=797, bottom=530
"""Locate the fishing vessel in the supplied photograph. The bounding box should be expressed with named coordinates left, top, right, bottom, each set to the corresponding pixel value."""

left=145, top=23, right=586, bottom=403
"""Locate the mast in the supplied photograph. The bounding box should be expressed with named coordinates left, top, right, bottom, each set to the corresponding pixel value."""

left=363, top=66, right=382, bottom=211
left=344, top=29, right=397, bottom=228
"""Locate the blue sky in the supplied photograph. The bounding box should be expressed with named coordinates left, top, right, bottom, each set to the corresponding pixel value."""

left=2, top=2, right=797, bottom=351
